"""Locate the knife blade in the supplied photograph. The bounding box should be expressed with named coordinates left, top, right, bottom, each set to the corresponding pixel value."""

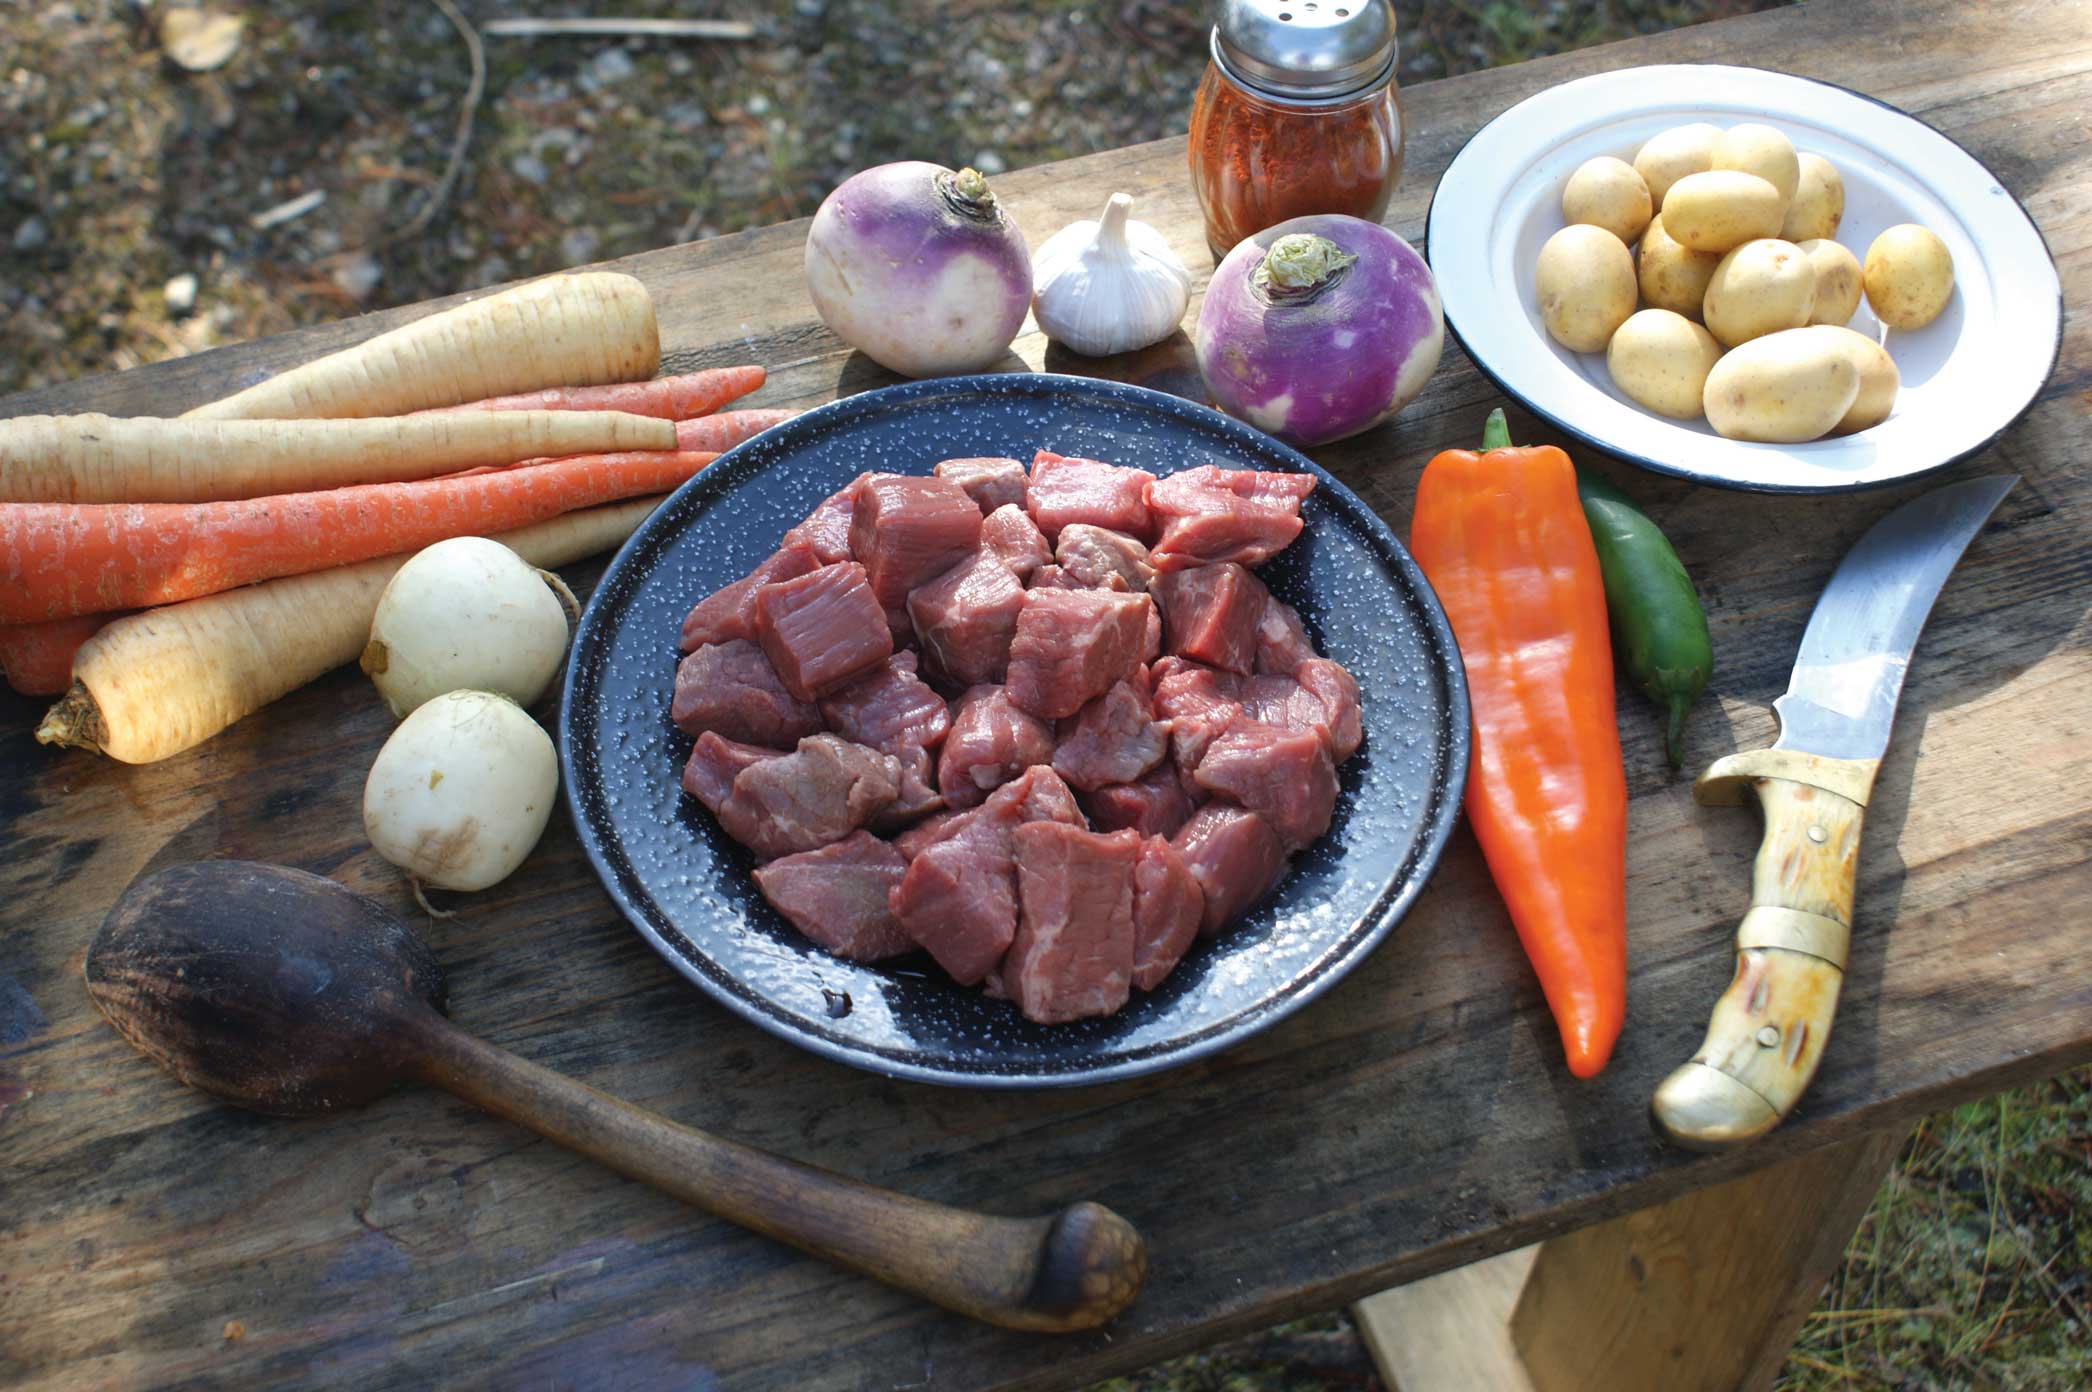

left=1651, top=474, right=2017, bottom=1151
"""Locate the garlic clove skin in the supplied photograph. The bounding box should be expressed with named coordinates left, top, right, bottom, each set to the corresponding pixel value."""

left=1031, top=192, right=1193, bottom=357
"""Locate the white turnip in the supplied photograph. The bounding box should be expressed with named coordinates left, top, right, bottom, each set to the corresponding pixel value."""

left=360, top=536, right=574, bottom=718
left=363, top=690, right=558, bottom=893
left=804, top=163, right=1031, bottom=377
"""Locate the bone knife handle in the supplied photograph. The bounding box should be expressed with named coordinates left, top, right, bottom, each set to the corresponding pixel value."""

left=1651, top=748, right=1880, bottom=1151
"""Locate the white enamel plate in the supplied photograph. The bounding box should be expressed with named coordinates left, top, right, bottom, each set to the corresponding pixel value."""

left=1426, top=65, right=2062, bottom=492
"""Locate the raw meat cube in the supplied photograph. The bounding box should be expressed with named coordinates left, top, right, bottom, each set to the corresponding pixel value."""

left=908, top=553, right=1026, bottom=687
left=1193, top=725, right=1338, bottom=850
left=818, top=650, right=950, bottom=758
left=679, top=541, right=822, bottom=652
left=752, top=831, right=914, bottom=962
left=1027, top=450, right=1157, bottom=542
left=1254, top=595, right=1317, bottom=676
left=1085, top=763, right=1200, bottom=840
left=1132, top=835, right=1204, bottom=990
left=937, top=685, right=1055, bottom=809
left=1052, top=678, right=1168, bottom=792
left=717, top=734, right=901, bottom=860
left=889, top=795, right=1026, bottom=984
left=1003, top=822, right=1141, bottom=1024
left=782, top=473, right=866, bottom=564
left=1153, top=657, right=1362, bottom=766
left=1296, top=658, right=1363, bottom=762
left=1015, top=764, right=1087, bottom=827
left=1025, top=564, right=1081, bottom=590
left=1149, top=659, right=1243, bottom=775
left=849, top=473, right=983, bottom=609
left=1005, top=589, right=1153, bottom=719
left=979, top=503, right=1052, bottom=579
left=1146, top=467, right=1308, bottom=571
left=755, top=562, right=893, bottom=701
left=1171, top=802, right=1289, bottom=935
left=672, top=639, right=823, bottom=747
left=1152, top=563, right=1269, bottom=674
left=873, top=745, right=946, bottom=830
left=1054, top=524, right=1153, bottom=592
left=1158, top=463, right=1317, bottom=508
left=893, top=807, right=965, bottom=860
left=681, top=732, right=783, bottom=813
left=935, top=456, right=1028, bottom=514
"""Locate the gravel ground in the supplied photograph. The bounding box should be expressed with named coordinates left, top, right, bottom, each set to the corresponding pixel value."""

left=1, top=0, right=1779, bottom=397
left=6, top=5, right=2085, bottom=1392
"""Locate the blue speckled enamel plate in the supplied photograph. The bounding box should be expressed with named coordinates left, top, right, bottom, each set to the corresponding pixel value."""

left=560, top=374, right=1468, bottom=1088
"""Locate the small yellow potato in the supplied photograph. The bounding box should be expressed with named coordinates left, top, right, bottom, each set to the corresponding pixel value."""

left=1712, top=123, right=1800, bottom=215
left=1782, top=154, right=1845, bottom=242
left=1660, top=170, right=1786, bottom=254
left=1633, top=123, right=1720, bottom=207
left=1562, top=156, right=1653, bottom=244
left=1798, top=238, right=1863, bottom=325
left=1703, top=239, right=1817, bottom=348
left=1703, top=327, right=1861, bottom=443
left=1801, top=325, right=1901, bottom=434
left=1636, top=214, right=1722, bottom=320
left=1607, top=309, right=1724, bottom=420
left=1535, top=224, right=1638, bottom=353
left=1863, top=224, right=1955, bottom=330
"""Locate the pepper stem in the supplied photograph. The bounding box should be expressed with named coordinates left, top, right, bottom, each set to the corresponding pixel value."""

left=1665, top=698, right=1690, bottom=769
left=1482, top=408, right=1511, bottom=452
left=1251, top=233, right=1357, bottom=301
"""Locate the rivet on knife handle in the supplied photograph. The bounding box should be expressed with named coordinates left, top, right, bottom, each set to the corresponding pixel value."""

left=1650, top=748, right=1878, bottom=1150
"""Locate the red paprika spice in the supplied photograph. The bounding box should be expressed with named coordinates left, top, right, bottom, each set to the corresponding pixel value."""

left=1187, top=1, right=1407, bottom=257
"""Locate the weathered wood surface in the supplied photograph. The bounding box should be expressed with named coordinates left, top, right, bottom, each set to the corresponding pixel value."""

left=1510, top=1129, right=1905, bottom=1392
left=2, top=0, right=2087, bottom=1387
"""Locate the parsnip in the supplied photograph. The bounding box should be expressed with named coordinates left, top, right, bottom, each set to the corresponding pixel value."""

left=181, top=272, right=660, bottom=421
left=0, top=409, right=673, bottom=504
left=35, top=495, right=662, bottom=764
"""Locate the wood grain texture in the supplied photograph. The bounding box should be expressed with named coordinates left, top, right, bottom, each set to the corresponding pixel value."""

left=4, top=1, right=2090, bottom=1388
left=1355, top=1247, right=1541, bottom=1392
left=1511, top=1129, right=1905, bottom=1392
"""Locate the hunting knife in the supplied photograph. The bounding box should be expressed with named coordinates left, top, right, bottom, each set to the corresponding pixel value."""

left=1651, top=474, right=2018, bottom=1151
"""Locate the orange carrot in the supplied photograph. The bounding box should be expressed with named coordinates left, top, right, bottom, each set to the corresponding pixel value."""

left=672, top=409, right=800, bottom=453
left=1, top=613, right=123, bottom=696
left=0, top=451, right=717, bottom=624
left=440, top=367, right=767, bottom=420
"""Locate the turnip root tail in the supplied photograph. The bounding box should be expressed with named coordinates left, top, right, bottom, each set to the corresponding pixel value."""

left=181, top=272, right=660, bottom=421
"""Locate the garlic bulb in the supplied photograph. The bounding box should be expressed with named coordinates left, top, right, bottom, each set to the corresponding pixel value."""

left=1031, top=193, right=1192, bottom=356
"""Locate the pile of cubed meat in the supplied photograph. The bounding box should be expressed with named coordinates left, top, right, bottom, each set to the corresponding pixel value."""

left=671, top=449, right=1363, bottom=1025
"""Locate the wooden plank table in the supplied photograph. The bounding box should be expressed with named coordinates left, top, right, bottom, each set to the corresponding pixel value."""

left=3, top=0, right=2086, bottom=1386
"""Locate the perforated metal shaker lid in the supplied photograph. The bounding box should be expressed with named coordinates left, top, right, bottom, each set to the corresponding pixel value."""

left=1212, top=0, right=1397, bottom=101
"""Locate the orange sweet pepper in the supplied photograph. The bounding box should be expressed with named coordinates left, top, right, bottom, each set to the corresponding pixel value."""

left=1408, top=410, right=1627, bottom=1078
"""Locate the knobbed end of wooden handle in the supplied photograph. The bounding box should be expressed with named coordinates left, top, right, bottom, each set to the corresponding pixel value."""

left=1650, top=1061, right=1782, bottom=1151
left=1013, top=1201, right=1148, bottom=1332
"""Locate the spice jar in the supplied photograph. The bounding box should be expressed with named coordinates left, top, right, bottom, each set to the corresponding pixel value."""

left=1188, top=0, right=1406, bottom=258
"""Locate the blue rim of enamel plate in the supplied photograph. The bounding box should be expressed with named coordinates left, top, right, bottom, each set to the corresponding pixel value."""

left=559, top=372, right=1470, bottom=1088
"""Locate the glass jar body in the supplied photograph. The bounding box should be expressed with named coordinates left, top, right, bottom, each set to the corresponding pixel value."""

left=1187, top=65, right=1406, bottom=259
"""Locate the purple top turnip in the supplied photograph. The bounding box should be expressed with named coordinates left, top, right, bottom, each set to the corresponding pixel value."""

left=804, top=162, right=1033, bottom=378
left=1194, top=215, right=1444, bottom=448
